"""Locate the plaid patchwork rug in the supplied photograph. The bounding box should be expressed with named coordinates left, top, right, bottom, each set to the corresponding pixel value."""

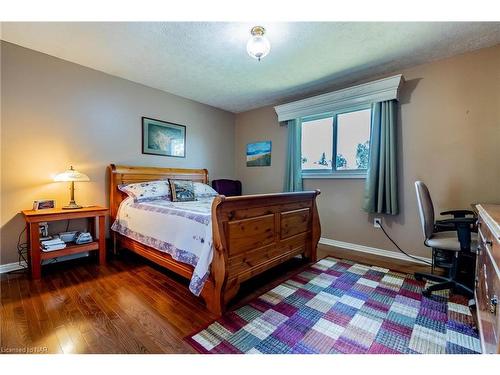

left=186, top=257, right=481, bottom=354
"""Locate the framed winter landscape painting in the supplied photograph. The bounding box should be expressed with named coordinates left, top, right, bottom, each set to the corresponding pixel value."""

left=142, top=117, right=186, bottom=158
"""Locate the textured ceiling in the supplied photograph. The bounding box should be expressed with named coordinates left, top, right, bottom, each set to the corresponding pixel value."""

left=2, top=22, right=500, bottom=113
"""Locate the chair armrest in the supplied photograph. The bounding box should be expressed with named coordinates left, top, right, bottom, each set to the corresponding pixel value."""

left=438, top=217, right=477, bottom=225
left=435, top=217, right=476, bottom=232
left=440, top=209, right=476, bottom=218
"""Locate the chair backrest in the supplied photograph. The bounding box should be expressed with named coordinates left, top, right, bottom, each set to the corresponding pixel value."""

left=415, top=181, right=435, bottom=240
left=211, top=179, right=242, bottom=197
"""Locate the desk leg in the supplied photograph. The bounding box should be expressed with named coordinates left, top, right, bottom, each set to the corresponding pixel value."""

left=98, top=215, right=106, bottom=265
left=29, top=223, right=41, bottom=279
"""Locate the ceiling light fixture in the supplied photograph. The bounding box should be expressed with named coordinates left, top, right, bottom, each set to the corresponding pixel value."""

left=246, top=26, right=270, bottom=61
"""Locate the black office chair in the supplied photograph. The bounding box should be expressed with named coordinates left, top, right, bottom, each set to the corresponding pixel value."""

left=414, top=181, right=477, bottom=297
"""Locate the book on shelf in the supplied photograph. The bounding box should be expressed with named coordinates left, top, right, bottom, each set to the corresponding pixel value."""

left=41, top=238, right=64, bottom=245
left=41, top=238, right=66, bottom=252
left=41, top=244, right=67, bottom=252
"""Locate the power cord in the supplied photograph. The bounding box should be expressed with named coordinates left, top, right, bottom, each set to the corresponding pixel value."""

left=15, top=225, right=59, bottom=272
left=16, top=226, right=29, bottom=270
left=379, top=223, right=433, bottom=266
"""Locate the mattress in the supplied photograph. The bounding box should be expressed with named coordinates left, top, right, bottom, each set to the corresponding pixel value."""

left=111, top=197, right=214, bottom=295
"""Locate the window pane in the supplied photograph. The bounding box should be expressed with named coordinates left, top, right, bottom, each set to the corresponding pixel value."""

left=336, top=109, right=371, bottom=170
left=301, top=117, right=333, bottom=170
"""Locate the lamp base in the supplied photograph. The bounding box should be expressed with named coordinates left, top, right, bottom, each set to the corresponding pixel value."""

left=62, top=202, right=83, bottom=210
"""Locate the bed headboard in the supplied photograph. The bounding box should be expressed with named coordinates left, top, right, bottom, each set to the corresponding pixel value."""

left=108, top=164, right=209, bottom=222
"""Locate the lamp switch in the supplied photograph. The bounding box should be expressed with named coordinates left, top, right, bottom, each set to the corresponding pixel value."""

left=374, top=218, right=382, bottom=228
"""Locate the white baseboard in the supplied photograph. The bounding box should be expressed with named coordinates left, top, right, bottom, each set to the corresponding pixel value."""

left=319, top=237, right=431, bottom=265
left=0, top=252, right=89, bottom=274
left=0, top=261, right=27, bottom=274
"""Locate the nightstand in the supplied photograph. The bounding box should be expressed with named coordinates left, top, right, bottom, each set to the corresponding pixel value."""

left=21, top=206, right=108, bottom=279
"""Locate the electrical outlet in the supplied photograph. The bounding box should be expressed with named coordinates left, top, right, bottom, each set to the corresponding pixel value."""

left=374, top=218, right=382, bottom=228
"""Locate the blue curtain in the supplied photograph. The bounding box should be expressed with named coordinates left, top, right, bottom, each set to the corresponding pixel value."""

left=363, top=100, right=398, bottom=215
left=283, top=119, right=303, bottom=192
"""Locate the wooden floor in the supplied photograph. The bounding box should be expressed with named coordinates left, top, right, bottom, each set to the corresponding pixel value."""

left=0, top=245, right=433, bottom=354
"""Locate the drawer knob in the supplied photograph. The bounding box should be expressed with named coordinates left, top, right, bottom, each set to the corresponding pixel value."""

left=491, top=295, right=498, bottom=315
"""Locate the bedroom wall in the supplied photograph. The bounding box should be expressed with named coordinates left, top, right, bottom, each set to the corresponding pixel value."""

left=0, top=41, right=235, bottom=265
left=235, top=44, right=500, bottom=261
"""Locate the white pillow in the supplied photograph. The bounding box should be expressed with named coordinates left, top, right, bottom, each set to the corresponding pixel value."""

left=194, top=182, right=218, bottom=198
left=118, top=180, right=170, bottom=202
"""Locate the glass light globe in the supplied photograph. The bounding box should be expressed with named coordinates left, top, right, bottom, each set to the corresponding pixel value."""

left=246, top=26, right=271, bottom=61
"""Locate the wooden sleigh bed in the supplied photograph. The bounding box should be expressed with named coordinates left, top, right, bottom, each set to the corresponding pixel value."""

left=109, top=164, right=321, bottom=316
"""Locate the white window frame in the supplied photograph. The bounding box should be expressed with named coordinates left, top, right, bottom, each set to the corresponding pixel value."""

left=301, top=104, right=371, bottom=179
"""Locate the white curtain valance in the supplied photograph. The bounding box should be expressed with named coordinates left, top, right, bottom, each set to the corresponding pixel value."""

left=274, top=74, right=404, bottom=122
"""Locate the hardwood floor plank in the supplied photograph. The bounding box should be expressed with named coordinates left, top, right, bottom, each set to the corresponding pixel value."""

left=63, top=269, right=132, bottom=354
left=88, top=265, right=183, bottom=353
left=71, top=266, right=153, bottom=353
left=8, top=273, right=34, bottom=349
left=52, top=269, right=119, bottom=353
left=19, top=278, right=62, bottom=353
left=17, top=277, right=45, bottom=342
left=97, top=262, right=195, bottom=353
left=0, top=274, right=24, bottom=351
left=128, top=266, right=213, bottom=332
left=43, top=275, right=94, bottom=353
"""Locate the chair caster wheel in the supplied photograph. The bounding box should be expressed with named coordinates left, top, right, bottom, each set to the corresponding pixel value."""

left=422, top=289, right=432, bottom=297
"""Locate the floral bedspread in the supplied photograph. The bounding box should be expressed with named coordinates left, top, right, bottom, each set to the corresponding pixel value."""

left=111, top=197, right=214, bottom=295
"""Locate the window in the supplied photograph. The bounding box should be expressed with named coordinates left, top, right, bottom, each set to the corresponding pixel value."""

left=301, top=107, right=371, bottom=178
left=301, top=116, right=334, bottom=171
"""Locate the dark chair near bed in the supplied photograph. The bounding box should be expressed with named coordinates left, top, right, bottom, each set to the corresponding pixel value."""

left=211, top=179, right=242, bottom=197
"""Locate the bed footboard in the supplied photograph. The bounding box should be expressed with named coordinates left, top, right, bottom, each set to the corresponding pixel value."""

left=201, top=190, right=321, bottom=315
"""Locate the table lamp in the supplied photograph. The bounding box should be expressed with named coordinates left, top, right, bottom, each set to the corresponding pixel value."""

left=54, top=166, right=90, bottom=209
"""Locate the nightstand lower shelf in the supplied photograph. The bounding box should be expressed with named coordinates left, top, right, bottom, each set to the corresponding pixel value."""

left=40, top=241, right=99, bottom=260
